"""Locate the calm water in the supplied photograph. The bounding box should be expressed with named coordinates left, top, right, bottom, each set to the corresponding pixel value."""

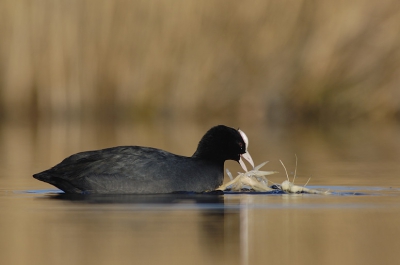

left=1, top=121, right=400, bottom=265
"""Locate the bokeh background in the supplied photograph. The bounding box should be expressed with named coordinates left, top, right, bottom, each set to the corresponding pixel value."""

left=1, top=0, right=400, bottom=190
left=1, top=0, right=400, bottom=125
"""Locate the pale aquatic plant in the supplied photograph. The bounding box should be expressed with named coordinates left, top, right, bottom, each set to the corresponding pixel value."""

left=279, top=156, right=331, bottom=195
left=218, top=161, right=278, bottom=192
left=219, top=156, right=331, bottom=195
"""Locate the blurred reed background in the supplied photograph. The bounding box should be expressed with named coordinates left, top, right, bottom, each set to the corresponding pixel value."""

left=1, top=0, right=400, bottom=126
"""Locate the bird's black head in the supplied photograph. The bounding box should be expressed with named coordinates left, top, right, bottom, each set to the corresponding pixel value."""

left=193, top=125, right=254, bottom=171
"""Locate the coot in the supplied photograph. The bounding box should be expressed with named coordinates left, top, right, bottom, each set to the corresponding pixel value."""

left=33, top=125, right=254, bottom=194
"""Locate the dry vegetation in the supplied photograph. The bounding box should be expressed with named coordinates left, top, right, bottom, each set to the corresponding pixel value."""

left=0, top=0, right=400, bottom=125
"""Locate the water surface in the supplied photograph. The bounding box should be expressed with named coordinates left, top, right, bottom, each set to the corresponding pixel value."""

left=1, top=122, right=400, bottom=265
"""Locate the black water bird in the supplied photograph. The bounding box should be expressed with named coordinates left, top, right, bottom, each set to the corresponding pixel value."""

left=33, top=125, right=254, bottom=194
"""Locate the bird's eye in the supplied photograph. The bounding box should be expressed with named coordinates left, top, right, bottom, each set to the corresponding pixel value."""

left=238, top=142, right=243, bottom=148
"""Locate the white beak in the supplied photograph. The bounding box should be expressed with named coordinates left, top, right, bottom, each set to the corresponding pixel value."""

left=239, top=152, right=254, bottom=172
left=238, top=129, right=254, bottom=172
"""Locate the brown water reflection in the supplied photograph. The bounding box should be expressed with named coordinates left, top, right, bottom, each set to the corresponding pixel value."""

left=1, top=190, right=400, bottom=265
left=1, top=121, right=400, bottom=265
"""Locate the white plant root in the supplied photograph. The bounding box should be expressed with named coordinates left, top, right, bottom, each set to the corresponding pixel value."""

left=278, top=156, right=331, bottom=194
left=218, top=156, right=331, bottom=195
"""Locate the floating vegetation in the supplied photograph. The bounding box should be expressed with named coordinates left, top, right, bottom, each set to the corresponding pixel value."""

left=219, top=156, right=331, bottom=195
left=218, top=161, right=278, bottom=192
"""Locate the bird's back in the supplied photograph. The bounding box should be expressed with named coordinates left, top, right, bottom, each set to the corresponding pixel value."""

left=33, top=146, right=224, bottom=194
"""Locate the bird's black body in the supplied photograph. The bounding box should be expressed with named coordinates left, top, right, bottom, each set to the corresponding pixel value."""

left=33, top=125, right=252, bottom=194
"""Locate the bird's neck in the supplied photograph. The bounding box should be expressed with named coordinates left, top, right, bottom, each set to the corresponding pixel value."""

left=192, top=148, right=225, bottom=164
